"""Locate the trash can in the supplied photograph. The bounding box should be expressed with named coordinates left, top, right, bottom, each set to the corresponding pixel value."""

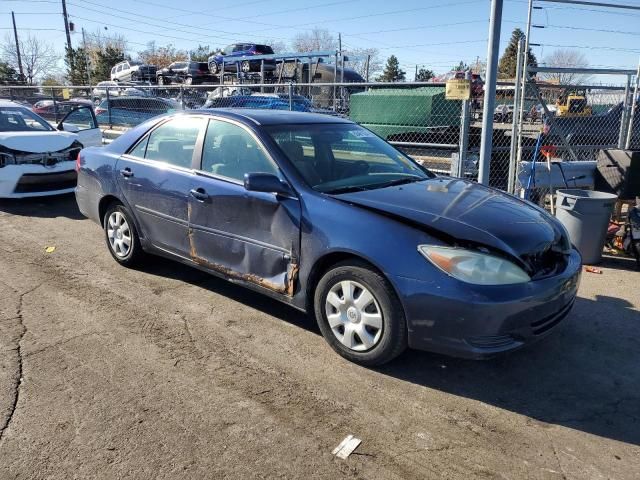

left=555, top=189, right=618, bottom=264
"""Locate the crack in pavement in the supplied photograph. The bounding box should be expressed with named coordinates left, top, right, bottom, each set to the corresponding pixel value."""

left=0, top=283, right=43, bottom=444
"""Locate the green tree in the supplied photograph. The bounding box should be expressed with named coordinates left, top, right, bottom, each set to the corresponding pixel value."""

left=377, top=55, right=405, bottom=82
left=93, top=46, right=125, bottom=81
left=65, top=47, right=90, bottom=85
left=452, top=61, right=469, bottom=72
left=0, top=61, right=22, bottom=84
left=498, top=28, right=537, bottom=79
left=189, top=44, right=213, bottom=62
left=415, top=68, right=434, bottom=81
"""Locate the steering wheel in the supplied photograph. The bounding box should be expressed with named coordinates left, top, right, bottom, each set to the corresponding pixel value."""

left=344, top=160, right=370, bottom=177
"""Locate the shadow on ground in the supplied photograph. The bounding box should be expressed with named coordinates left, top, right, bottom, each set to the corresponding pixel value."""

left=141, top=256, right=640, bottom=446
left=0, top=193, right=84, bottom=220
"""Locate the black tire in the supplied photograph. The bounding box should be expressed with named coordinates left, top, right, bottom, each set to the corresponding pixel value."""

left=209, top=62, right=219, bottom=74
left=241, top=60, right=251, bottom=73
left=157, top=75, right=164, bottom=85
left=184, top=76, right=193, bottom=85
left=314, top=261, right=407, bottom=366
left=103, top=203, right=144, bottom=267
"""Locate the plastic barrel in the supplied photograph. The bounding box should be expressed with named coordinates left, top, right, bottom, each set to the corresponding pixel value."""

left=555, top=189, right=618, bottom=264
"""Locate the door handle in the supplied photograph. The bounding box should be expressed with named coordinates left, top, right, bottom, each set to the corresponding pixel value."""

left=120, top=167, right=134, bottom=178
left=189, top=188, right=209, bottom=201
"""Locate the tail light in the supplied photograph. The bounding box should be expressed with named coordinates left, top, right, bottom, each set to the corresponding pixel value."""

left=95, top=107, right=106, bottom=115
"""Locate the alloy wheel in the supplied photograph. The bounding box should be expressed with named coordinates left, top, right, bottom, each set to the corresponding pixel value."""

left=324, top=280, right=383, bottom=351
left=107, top=211, right=132, bottom=258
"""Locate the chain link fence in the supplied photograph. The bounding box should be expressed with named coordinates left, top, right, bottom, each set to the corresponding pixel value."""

left=509, top=73, right=638, bottom=210
left=1, top=76, right=637, bottom=207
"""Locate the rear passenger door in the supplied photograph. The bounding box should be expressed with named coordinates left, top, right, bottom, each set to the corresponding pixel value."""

left=115, top=116, right=206, bottom=257
left=188, top=118, right=301, bottom=295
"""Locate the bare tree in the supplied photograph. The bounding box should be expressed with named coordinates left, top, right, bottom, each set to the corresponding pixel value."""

left=345, top=47, right=381, bottom=80
left=263, top=39, right=288, bottom=54
left=541, top=49, right=590, bottom=84
left=292, top=28, right=337, bottom=52
left=1, top=33, right=60, bottom=84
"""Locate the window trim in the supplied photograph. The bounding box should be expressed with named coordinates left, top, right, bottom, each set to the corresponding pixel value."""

left=196, top=116, right=283, bottom=186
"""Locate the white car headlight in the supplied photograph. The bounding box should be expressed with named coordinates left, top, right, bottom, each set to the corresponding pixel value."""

left=418, top=245, right=530, bottom=285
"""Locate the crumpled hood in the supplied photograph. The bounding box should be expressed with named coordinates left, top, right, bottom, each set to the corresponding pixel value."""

left=336, top=177, right=569, bottom=272
left=0, top=131, right=77, bottom=153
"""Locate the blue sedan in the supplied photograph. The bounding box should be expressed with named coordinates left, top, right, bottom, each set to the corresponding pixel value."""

left=75, top=109, right=581, bottom=366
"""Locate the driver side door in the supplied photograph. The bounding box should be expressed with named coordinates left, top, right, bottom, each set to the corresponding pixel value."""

left=188, top=118, right=301, bottom=295
left=58, top=106, right=102, bottom=147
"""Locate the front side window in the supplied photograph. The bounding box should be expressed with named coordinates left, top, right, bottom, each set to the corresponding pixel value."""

left=140, top=117, right=204, bottom=168
left=267, top=123, right=432, bottom=192
left=61, top=107, right=96, bottom=131
left=200, top=119, right=277, bottom=181
left=0, top=107, right=54, bottom=132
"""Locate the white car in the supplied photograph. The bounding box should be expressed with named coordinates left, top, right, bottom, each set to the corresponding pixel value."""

left=92, top=81, right=122, bottom=100
left=0, top=100, right=102, bottom=198
left=110, top=61, right=157, bottom=82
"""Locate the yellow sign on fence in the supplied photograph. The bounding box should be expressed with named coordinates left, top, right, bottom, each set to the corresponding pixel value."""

left=445, top=79, right=471, bottom=100
left=61, top=88, right=70, bottom=100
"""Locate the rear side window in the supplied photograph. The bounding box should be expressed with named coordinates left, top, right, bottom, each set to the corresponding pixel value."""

left=143, top=117, right=204, bottom=168
left=256, top=45, right=274, bottom=54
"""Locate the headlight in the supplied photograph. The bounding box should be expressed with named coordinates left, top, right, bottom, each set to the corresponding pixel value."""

left=418, top=245, right=530, bottom=285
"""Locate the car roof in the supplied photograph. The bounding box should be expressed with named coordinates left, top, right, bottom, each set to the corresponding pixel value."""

left=0, top=99, right=27, bottom=108
left=196, top=108, right=351, bottom=125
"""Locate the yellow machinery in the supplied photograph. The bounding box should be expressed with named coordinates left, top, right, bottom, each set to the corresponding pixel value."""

left=555, top=89, right=592, bottom=117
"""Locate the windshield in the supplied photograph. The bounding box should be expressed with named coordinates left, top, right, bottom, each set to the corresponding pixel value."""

left=0, top=107, right=54, bottom=132
left=266, top=123, right=433, bottom=193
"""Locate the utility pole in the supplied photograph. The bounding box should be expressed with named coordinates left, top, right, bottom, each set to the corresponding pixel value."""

left=478, top=0, right=503, bottom=186
left=61, top=0, right=72, bottom=54
left=11, top=12, right=24, bottom=82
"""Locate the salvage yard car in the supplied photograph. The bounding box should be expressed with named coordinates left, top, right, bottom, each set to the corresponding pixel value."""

left=0, top=100, right=101, bottom=198
left=75, top=109, right=581, bottom=366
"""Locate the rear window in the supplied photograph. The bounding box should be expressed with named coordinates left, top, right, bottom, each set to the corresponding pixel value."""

left=255, top=45, right=274, bottom=54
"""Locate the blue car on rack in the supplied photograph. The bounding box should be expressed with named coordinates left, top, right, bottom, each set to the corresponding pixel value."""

left=208, top=43, right=277, bottom=75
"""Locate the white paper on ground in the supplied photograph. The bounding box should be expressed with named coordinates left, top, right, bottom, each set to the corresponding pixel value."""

left=332, top=435, right=362, bottom=459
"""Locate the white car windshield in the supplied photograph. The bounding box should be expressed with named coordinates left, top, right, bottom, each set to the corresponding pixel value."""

left=0, top=107, right=54, bottom=132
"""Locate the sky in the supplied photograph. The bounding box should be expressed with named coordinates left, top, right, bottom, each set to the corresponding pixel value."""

left=2, top=0, right=640, bottom=84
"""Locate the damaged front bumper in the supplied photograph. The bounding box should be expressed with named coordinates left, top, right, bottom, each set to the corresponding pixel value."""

left=0, top=161, right=77, bottom=198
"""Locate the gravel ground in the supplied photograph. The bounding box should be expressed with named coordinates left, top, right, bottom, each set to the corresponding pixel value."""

left=0, top=194, right=638, bottom=480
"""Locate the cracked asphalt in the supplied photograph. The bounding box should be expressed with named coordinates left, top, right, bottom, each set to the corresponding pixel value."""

left=0, top=194, right=639, bottom=479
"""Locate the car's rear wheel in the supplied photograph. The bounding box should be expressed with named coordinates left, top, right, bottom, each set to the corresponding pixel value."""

left=157, top=75, right=164, bottom=85
left=104, top=203, right=143, bottom=266
left=131, top=72, right=138, bottom=81
left=209, top=62, right=219, bottom=74
left=241, top=60, right=251, bottom=73
left=184, top=76, right=193, bottom=85
left=314, top=261, right=407, bottom=366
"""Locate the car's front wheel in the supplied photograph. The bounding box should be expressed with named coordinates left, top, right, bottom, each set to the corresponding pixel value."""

left=157, top=75, right=164, bottom=85
left=314, top=261, right=407, bottom=366
left=184, top=76, right=193, bottom=85
left=104, top=203, right=143, bottom=266
left=209, top=62, right=219, bottom=74
left=241, top=60, right=251, bottom=73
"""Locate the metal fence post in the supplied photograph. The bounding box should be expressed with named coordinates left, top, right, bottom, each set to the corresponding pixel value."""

left=478, top=0, right=503, bottom=185
left=288, top=82, right=293, bottom=111
left=180, top=85, right=185, bottom=110
left=456, top=71, right=472, bottom=178
left=508, top=38, right=524, bottom=194
left=51, top=87, right=58, bottom=124
left=106, top=87, right=112, bottom=128
left=618, top=74, right=631, bottom=149
left=625, top=59, right=640, bottom=150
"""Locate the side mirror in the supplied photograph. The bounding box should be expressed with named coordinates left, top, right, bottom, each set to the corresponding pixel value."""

left=244, top=173, right=294, bottom=197
left=58, top=122, right=80, bottom=133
